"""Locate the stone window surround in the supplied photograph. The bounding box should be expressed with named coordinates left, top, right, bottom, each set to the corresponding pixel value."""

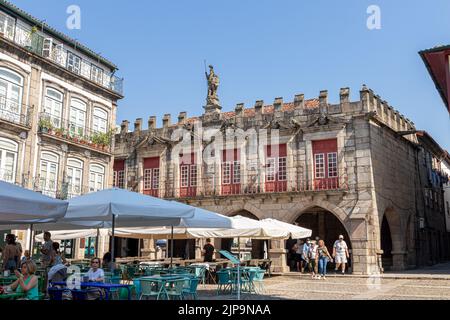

left=303, top=129, right=346, bottom=187
left=40, top=81, right=110, bottom=133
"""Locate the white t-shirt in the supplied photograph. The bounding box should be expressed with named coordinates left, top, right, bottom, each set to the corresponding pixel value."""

left=86, top=268, right=104, bottom=281
left=309, top=245, right=318, bottom=259
left=333, top=240, right=348, bottom=255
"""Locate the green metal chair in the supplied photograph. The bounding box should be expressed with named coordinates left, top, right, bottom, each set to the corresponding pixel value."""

left=165, top=279, right=185, bottom=300
left=216, top=270, right=232, bottom=295
left=182, top=277, right=199, bottom=300
left=139, top=278, right=161, bottom=300
left=252, top=270, right=266, bottom=294
left=104, top=275, right=121, bottom=299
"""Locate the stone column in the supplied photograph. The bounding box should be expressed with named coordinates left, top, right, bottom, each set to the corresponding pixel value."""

left=269, top=239, right=290, bottom=273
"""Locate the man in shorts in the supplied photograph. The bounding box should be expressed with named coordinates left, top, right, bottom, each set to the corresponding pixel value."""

left=332, top=235, right=349, bottom=274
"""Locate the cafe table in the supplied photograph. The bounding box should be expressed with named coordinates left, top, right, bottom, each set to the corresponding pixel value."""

left=51, top=281, right=133, bottom=300
left=0, top=276, right=17, bottom=286
left=0, top=292, right=25, bottom=300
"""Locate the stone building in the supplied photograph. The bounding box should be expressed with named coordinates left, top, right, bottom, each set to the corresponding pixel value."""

left=114, top=85, right=449, bottom=274
left=0, top=0, right=123, bottom=257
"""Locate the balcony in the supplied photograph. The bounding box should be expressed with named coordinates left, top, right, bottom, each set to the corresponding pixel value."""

left=162, top=169, right=349, bottom=199
left=32, top=177, right=100, bottom=200
left=0, top=95, right=32, bottom=129
left=38, top=112, right=114, bottom=155
left=1, top=29, right=123, bottom=95
left=0, top=168, right=15, bottom=184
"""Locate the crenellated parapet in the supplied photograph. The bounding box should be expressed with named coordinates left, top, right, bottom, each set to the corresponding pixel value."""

left=116, top=86, right=417, bottom=143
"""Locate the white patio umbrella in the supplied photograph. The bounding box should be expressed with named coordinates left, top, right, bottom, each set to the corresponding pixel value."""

left=57, top=188, right=195, bottom=263
left=259, top=218, right=312, bottom=239
left=0, top=180, right=68, bottom=223
left=0, top=180, right=68, bottom=254
left=111, top=201, right=233, bottom=266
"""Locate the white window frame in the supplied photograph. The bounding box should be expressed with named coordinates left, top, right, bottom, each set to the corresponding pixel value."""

left=266, top=158, right=276, bottom=182
left=327, top=152, right=338, bottom=178
left=113, top=170, right=124, bottom=188
left=143, top=168, right=152, bottom=190
left=233, top=161, right=241, bottom=184
left=67, top=158, right=83, bottom=198
left=222, top=162, right=231, bottom=185
left=152, top=168, right=160, bottom=189
left=92, top=107, right=108, bottom=133
left=314, top=153, right=325, bottom=179
left=0, top=138, right=18, bottom=183
left=69, top=98, right=86, bottom=137
left=91, top=64, right=103, bottom=84
left=0, top=67, right=23, bottom=121
left=0, top=12, right=16, bottom=40
left=278, top=157, right=287, bottom=181
left=180, top=165, right=189, bottom=188
left=190, top=165, right=197, bottom=187
left=67, top=52, right=82, bottom=75
left=89, top=164, right=104, bottom=193
left=39, top=151, right=59, bottom=198
left=43, top=87, right=63, bottom=128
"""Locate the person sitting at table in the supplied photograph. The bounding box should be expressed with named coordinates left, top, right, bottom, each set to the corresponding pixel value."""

left=20, top=250, right=31, bottom=265
left=102, top=252, right=116, bottom=271
left=5, top=260, right=39, bottom=300
left=85, top=257, right=105, bottom=300
left=86, top=257, right=104, bottom=282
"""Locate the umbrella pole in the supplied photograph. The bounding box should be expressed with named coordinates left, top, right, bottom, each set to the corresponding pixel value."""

left=238, top=237, right=241, bottom=260
left=95, top=228, right=100, bottom=257
left=111, top=215, right=115, bottom=271
left=170, top=226, right=174, bottom=269
left=28, top=224, right=33, bottom=258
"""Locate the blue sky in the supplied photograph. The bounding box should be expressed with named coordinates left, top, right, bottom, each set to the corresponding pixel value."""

left=10, top=0, right=450, bottom=150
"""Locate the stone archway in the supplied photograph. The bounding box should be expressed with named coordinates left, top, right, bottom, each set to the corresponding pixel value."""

left=382, top=207, right=406, bottom=270
left=294, top=206, right=353, bottom=272
left=380, top=215, right=393, bottom=270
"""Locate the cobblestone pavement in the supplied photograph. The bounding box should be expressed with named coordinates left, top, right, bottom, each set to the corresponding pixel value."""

left=197, top=263, right=450, bottom=300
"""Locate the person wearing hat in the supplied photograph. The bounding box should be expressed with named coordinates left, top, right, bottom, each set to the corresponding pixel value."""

left=332, top=235, right=349, bottom=274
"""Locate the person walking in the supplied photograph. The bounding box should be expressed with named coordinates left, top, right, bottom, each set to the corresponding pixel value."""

left=301, top=239, right=311, bottom=273
left=308, top=240, right=318, bottom=279
left=316, top=240, right=333, bottom=279
left=295, top=240, right=303, bottom=272
left=333, top=235, right=350, bottom=275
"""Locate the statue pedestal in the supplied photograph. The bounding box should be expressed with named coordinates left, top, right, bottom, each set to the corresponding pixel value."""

left=204, top=103, right=222, bottom=114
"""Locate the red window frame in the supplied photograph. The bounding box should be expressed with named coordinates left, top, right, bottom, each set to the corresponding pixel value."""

left=113, top=160, right=125, bottom=189
left=265, top=144, right=287, bottom=192
left=312, top=139, right=339, bottom=190
left=179, top=152, right=197, bottom=197
left=143, top=157, right=160, bottom=197
left=221, top=149, right=241, bottom=195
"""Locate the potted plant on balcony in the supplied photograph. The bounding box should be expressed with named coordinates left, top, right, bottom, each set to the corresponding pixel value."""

left=54, top=128, right=63, bottom=137
left=38, top=118, right=53, bottom=133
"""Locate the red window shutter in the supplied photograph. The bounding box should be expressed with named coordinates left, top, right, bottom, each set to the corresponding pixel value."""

left=266, top=144, right=287, bottom=157
left=113, top=160, right=125, bottom=171
left=312, top=139, right=337, bottom=154
left=144, top=157, right=160, bottom=169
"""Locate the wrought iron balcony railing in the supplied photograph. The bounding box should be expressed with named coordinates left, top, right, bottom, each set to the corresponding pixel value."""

left=2, top=28, right=123, bottom=95
left=0, top=95, right=32, bottom=127
left=0, top=168, right=15, bottom=184
left=132, top=168, right=349, bottom=199
left=38, top=112, right=114, bottom=153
